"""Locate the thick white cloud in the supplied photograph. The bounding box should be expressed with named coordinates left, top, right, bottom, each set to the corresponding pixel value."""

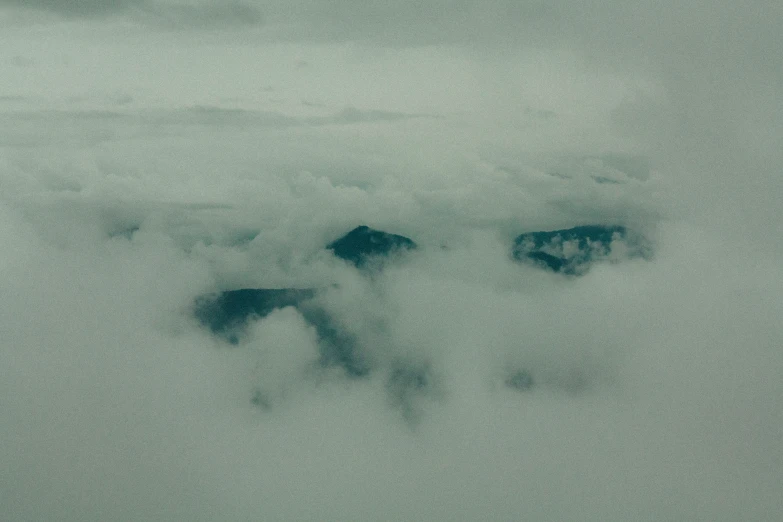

left=1, top=2, right=781, bottom=520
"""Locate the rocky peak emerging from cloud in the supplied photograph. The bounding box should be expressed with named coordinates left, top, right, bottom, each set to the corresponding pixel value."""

left=512, top=225, right=648, bottom=275
left=194, top=288, right=316, bottom=343
left=193, top=225, right=421, bottom=375
left=194, top=223, right=650, bottom=402
left=195, top=225, right=418, bottom=341
left=326, top=225, right=417, bottom=269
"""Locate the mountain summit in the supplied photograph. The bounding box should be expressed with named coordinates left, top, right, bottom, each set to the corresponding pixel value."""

left=327, top=225, right=417, bottom=268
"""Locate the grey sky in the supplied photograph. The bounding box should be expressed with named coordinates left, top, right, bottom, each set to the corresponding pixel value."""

left=1, top=1, right=781, bottom=520
left=1, top=0, right=263, bottom=27
left=1, top=0, right=144, bottom=17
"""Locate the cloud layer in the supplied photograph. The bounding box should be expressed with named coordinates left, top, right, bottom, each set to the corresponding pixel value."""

left=1, top=0, right=262, bottom=28
left=1, top=2, right=781, bottom=521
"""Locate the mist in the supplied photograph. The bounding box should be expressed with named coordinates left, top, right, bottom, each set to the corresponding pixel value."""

left=1, top=1, right=781, bottom=520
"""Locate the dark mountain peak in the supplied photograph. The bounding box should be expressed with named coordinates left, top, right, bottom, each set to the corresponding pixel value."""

left=327, top=225, right=417, bottom=268
left=513, top=224, right=643, bottom=274
left=194, top=287, right=368, bottom=376
left=194, top=288, right=317, bottom=341
left=515, top=225, right=627, bottom=249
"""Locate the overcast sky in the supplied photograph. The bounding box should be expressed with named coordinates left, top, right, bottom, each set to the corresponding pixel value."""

left=1, top=2, right=782, bottom=521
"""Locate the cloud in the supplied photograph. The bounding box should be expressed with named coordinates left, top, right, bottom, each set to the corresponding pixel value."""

left=138, top=1, right=263, bottom=29
left=2, top=192, right=781, bottom=520
left=170, top=105, right=428, bottom=127
left=0, top=0, right=144, bottom=17
left=0, top=0, right=263, bottom=28
left=307, top=106, right=431, bottom=125
left=0, top=106, right=430, bottom=148
left=0, top=1, right=781, bottom=520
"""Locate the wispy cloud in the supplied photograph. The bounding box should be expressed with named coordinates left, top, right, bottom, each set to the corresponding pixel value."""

left=0, top=0, right=263, bottom=28
left=0, top=105, right=434, bottom=147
